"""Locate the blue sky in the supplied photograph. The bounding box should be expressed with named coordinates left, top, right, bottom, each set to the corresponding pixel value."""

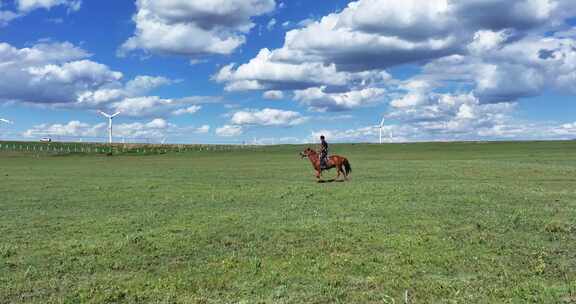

left=0, top=0, right=575, bottom=144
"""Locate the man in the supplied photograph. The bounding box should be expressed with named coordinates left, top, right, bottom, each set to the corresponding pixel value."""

left=319, top=135, right=329, bottom=170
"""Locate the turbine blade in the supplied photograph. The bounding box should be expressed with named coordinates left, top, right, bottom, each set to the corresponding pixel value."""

left=98, top=111, right=112, bottom=118
left=379, top=116, right=386, bottom=127
left=111, top=111, right=121, bottom=118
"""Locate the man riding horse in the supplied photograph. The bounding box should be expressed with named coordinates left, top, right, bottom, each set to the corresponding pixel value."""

left=300, top=136, right=351, bottom=182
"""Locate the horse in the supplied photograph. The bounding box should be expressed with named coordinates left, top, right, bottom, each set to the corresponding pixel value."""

left=300, top=148, right=352, bottom=182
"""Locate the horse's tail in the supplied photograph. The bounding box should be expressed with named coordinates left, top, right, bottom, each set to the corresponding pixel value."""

left=343, top=158, right=352, bottom=176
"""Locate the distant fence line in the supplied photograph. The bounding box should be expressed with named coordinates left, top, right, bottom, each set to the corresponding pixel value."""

left=0, top=141, right=259, bottom=155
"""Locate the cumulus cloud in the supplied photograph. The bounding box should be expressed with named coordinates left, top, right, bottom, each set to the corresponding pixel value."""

left=230, top=108, right=307, bottom=126
left=294, top=87, right=386, bottom=112
left=120, top=0, right=275, bottom=58
left=214, top=48, right=352, bottom=91
left=113, top=118, right=175, bottom=139
left=17, top=0, right=81, bottom=12
left=263, top=90, right=284, bottom=100
left=275, top=0, right=575, bottom=71
left=266, top=18, right=276, bottom=31
left=214, top=46, right=392, bottom=111
left=0, top=0, right=81, bottom=26
left=0, top=10, right=19, bottom=26
left=215, top=0, right=576, bottom=120
left=0, top=41, right=217, bottom=118
left=310, top=126, right=383, bottom=143
left=389, top=80, right=516, bottom=123
left=21, top=118, right=212, bottom=141
left=310, top=117, right=576, bottom=143
left=22, top=120, right=104, bottom=138
left=194, top=124, right=210, bottom=134
left=111, top=96, right=207, bottom=118
left=76, top=75, right=172, bottom=107
left=214, top=108, right=307, bottom=140
left=249, top=136, right=301, bottom=145
left=422, top=33, right=576, bottom=102
left=215, top=124, right=243, bottom=137
left=172, top=105, right=202, bottom=116
left=0, top=42, right=123, bottom=105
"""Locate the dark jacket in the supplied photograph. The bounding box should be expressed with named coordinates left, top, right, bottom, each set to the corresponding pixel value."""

left=320, top=140, right=328, bottom=155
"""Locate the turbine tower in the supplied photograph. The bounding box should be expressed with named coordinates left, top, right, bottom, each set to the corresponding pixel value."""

left=98, top=111, right=121, bottom=144
left=379, top=117, right=386, bottom=144
left=377, top=116, right=393, bottom=144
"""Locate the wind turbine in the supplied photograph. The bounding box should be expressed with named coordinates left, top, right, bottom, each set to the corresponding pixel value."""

left=378, top=117, right=386, bottom=144
left=377, top=116, right=393, bottom=144
left=98, top=111, right=121, bottom=144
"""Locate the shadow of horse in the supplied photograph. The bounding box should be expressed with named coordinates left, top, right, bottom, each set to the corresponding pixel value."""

left=317, top=179, right=346, bottom=184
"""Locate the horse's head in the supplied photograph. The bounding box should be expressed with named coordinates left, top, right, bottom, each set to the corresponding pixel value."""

left=299, top=147, right=316, bottom=159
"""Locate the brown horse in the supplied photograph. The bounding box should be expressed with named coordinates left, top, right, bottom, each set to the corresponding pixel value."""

left=300, top=148, right=352, bottom=182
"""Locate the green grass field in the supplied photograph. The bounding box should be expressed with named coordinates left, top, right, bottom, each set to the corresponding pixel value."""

left=1, top=141, right=575, bottom=303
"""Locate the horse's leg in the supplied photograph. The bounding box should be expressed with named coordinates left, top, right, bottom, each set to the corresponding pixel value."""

left=316, top=169, right=321, bottom=182
left=335, top=162, right=342, bottom=180
left=340, top=160, right=348, bottom=181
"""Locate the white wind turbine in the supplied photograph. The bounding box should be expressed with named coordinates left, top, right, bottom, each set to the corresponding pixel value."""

left=98, top=111, right=121, bottom=144
left=377, top=116, right=393, bottom=144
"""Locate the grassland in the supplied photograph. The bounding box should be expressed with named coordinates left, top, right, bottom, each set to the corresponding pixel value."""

left=1, top=141, right=575, bottom=303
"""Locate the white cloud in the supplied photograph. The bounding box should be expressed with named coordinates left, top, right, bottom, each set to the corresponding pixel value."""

left=114, top=118, right=174, bottom=139
left=214, top=46, right=393, bottom=111
left=27, top=60, right=122, bottom=88
left=249, top=136, right=301, bottom=145
left=110, top=96, right=215, bottom=118
left=266, top=18, right=276, bottom=31
left=0, top=0, right=81, bottom=26
left=22, top=118, right=179, bottom=140
left=294, top=87, right=386, bottom=112
left=120, top=0, right=275, bottom=58
left=265, top=0, right=460, bottom=72
left=422, top=33, right=576, bottom=102
left=309, top=116, right=576, bottom=143
left=0, top=42, right=124, bottom=105
left=274, top=0, right=573, bottom=72
left=112, top=96, right=173, bottom=117
left=194, top=124, right=210, bottom=134
left=76, top=75, right=170, bottom=107
left=17, top=0, right=81, bottom=12
left=214, top=48, right=351, bottom=91
left=214, top=0, right=576, bottom=119
left=230, top=108, right=307, bottom=126
left=309, top=127, right=380, bottom=143
left=172, top=105, right=202, bottom=116
left=473, top=63, right=545, bottom=102
left=0, top=10, right=19, bottom=26
left=0, top=41, right=217, bottom=118
left=23, top=120, right=103, bottom=138
left=468, top=30, right=511, bottom=55
left=124, top=75, right=172, bottom=95
left=216, top=124, right=243, bottom=137
left=263, top=90, right=284, bottom=100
